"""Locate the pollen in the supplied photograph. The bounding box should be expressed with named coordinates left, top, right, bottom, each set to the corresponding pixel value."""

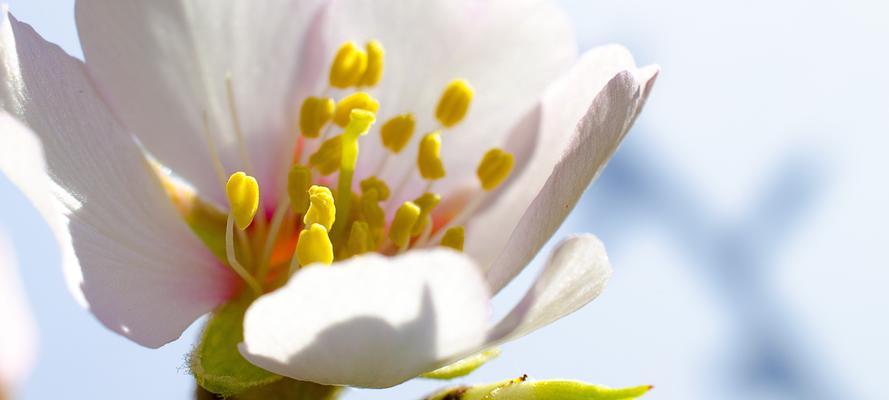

left=296, top=223, right=334, bottom=266
left=299, top=96, right=335, bottom=138
left=225, top=171, right=259, bottom=231
left=309, top=135, right=342, bottom=176
left=304, top=185, right=336, bottom=231
left=389, top=201, right=421, bottom=249
left=441, top=226, right=465, bottom=252
left=287, top=165, right=312, bottom=214
left=359, top=40, right=385, bottom=87
left=477, top=148, right=515, bottom=191
left=435, top=79, right=474, bottom=128
left=329, top=41, right=368, bottom=89
left=380, top=113, right=416, bottom=154
left=418, top=132, right=446, bottom=180
left=334, top=92, right=380, bottom=127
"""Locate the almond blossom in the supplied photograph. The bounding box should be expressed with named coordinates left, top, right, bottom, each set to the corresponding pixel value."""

left=0, top=0, right=657, bottom=391
left=0, top=225, right=36, bottom=397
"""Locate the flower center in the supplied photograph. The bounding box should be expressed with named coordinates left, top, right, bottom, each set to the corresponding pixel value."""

left=164, top=40, right=516, bottom=294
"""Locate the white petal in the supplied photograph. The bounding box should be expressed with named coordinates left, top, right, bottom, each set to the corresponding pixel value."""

left=487, top=235, right=612, bottom=345
left=0, top=13, right=237, bottom=348
left=466, top=45, right=645, bottom=269
left=326, top=0, right=578, bottom=202
left=484, top=61, right=660, bottom=293
left=0, top=233, right=36, bottom=387
left=75, top=0, right=328, bottom=203
left=240, top=249, right=491, bottom=388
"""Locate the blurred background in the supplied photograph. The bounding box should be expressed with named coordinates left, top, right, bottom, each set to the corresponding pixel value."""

left=2, top=0, right=887, bottom=399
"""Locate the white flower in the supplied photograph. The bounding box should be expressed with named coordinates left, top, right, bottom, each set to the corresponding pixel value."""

left=0, top=0, right=657, bottom=389
left=0, top=219, right=36, bottom=392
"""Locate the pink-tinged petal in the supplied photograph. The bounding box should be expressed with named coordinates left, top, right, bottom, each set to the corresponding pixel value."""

left=484, top=61, right=660, bottom=293
left=487, top=235, right=612, bottom=345
left=0, top=13, right=237, bottom=348
left=0, top=233, right=37, bottom=387
left=240, top=249, right=491, bottom=388
left=466, top=45, right=650, bottom=272
left=324, top=0, right=578, bottom=202
left=75, top=0, right=328, bottom=204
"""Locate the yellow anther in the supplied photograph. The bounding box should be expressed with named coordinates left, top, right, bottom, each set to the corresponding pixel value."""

left=225, top=172, right=259, bottom=231
left=380, top=113, right=416, bottom=154
left=303, top=185, right=336, bottom=231
left=299, top=96, right=336, bottom=138
left=360, top=176, right=390, bottom=201
left=347, top=221, right=371, bottom=256
left=411, top=192, right=441, bottom=235
left=334, top=92, right=380, bottom=127
left=418, top=132, right=446, bottom=180
left=441, top=226, right=465, bottom=252
left=476, top=148, right=515, bottom=191
left=287, top=165, right=312, bottom=214
left=359, top=189, right=386, bottom=230
left=389, top=201, right=421, bottom=249
left=309, top=135, right=342, bottom=175
left=329, top=41, right=368, bottom=89
left=359, top=40, right=384, bottom=87
left=435, top=79, right=474, bottom=128
left=296, top=223, right=334, bottom=266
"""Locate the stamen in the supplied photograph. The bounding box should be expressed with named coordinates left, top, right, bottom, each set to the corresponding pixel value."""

left=224, top=171, right=262, bottom=295
left=360, top=176, right=391, bottom=201
left=347, top=221, right=371, bottom=256
left=477, top=148, right=515, bottom=191
left=359, top=189, right=386, bottom=246
left=440, top=226, right=465, bottom=251
left=334, top=92, right=380, bottom=127
left=200, top=111, right=228, bottom=189
left=299, top=96, right=336, bottom=138
left=309, top=135, right=343, bottom=176
left=225, top=213, right=262, bottom=296
left=225, top=172, right=260, bottom=231
left=295, top=223, right=334, bottom=266
left=389, top=201, right=421, bottom=251
left=225, top=74, right=254, bottom=174
left=358, top=40, right=385, bottom=87
left=304, top=185, right=336, bottom=231
left=287, top=165, right=312, bottom=214
left=418, top=132, right=446, bottom=181
left=329, top=41, right=368, bottom=89
left=380, top=113, right=416, bottom=154
left=427, top=149, right=515, bottom=245
left=411, top=192, right=441, bottom=236
left=435, top=79, right=474, bottom=128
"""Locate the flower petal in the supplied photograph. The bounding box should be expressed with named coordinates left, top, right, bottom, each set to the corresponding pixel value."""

left=466, top=45, right=647, bottom=270
left=240, top=249, right=491, bottom=388
left=0, top=12, right=237, bottom=348
left=0, top=233, right=36, bottom=387
left=325, top=0, right=578, bottom=202
left=75, top=0, right=328, bottom=203
left=484, top=62, right=660, bottom=293
left=487, top=235, right=612, bottom=346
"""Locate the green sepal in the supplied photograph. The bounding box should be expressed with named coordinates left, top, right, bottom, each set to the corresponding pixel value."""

left=425, top=376, right=652, bottom=400
left=190, top=295, right=281, bottom=396
left=195, top=377, right=343, bottom=400
left=421, top=348, right=501, bottom=380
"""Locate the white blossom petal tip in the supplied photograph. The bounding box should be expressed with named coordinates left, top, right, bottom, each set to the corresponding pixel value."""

left=240, top=249, right=491, bottom=388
